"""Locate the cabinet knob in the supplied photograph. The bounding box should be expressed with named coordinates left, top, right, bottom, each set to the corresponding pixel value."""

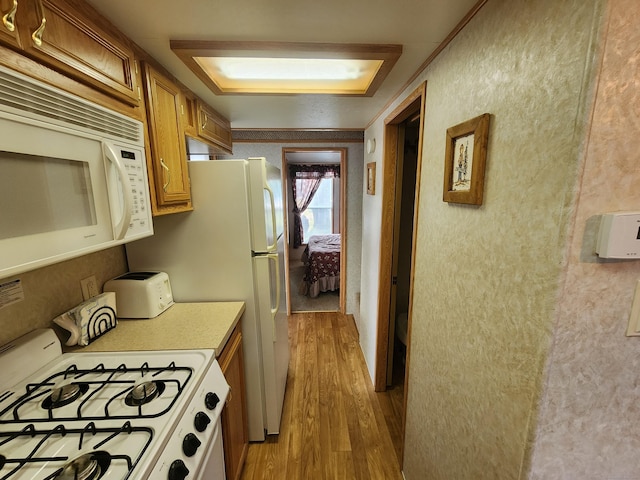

left=160, top=158, right=171, bottom=191
left=2, top=0, right=17, bottom=32
left=32, top=0, right=47, bottom=47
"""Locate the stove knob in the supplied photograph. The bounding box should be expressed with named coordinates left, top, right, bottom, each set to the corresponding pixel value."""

left=194, top=411, right=211, bottom=432
left=168, top=459, right=189, bottom=480
left=183, top=433, right=202, bottom=457
left=205, top=392, right=220, bottom=410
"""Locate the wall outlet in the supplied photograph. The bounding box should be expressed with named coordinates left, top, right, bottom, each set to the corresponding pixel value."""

left=80, top=275, right=99, bottom=300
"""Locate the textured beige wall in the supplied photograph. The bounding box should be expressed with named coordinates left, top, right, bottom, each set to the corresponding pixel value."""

left=0, top=247, right=127, bottom=347
left=360, top=124, right=385, bottom=377
left=359, top=0, right=604, bottom=478
left=530, top=0, right=640, bottom=477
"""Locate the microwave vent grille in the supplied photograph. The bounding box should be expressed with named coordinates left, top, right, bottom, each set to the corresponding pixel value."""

left=0, top=68, right=142, bottom=144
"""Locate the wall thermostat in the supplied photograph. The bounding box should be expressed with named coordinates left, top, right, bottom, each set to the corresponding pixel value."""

left=596, top=211, right=640, bottom=259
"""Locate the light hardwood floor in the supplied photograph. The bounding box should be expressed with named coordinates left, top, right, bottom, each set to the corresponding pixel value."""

left=240, top=312, right=404, bottom=480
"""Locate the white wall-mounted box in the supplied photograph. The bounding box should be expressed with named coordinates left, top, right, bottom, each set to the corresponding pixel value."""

left=596, top=212, right=640, bottom=259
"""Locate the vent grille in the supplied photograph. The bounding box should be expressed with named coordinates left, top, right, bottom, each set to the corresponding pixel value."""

left=0, top=68, right=142, bottom=143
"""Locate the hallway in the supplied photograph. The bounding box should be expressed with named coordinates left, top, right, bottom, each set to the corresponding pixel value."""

left=240, top=312, right=403, bottom=479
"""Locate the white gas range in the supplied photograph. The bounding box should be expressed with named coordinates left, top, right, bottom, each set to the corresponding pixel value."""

left=0, top=328, right=229, bottom=479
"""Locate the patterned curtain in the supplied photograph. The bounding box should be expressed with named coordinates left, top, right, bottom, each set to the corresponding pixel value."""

left=289, top=164, right=340, bottom=248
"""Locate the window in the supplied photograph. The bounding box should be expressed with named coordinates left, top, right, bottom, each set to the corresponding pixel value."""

left=302, top=178, right=333, bottom=244
left=289, top=162, right=340, bottom=248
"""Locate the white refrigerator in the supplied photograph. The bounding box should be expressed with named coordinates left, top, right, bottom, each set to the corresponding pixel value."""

left=125, top=158, right=289, bottom=442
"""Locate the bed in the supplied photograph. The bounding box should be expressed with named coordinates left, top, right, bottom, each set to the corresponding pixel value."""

left=301, top=234, right=341, bottom=298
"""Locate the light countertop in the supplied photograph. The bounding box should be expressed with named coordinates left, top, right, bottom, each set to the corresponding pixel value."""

left=67, top=302, right=245, bottom=357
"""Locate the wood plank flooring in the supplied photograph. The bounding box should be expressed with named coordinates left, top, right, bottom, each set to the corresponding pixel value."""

left=240, top=312, right=404, bottom=480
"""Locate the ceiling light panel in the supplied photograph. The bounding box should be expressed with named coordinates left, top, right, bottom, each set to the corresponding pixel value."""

left=171, top=41, right=402, bottom=96
left=193, top=57, right=384, bottom=94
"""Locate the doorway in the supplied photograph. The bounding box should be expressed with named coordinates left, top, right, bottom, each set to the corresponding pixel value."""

left=374, top=83, right=426, bottom=465
left=282, top=148, right=347, bottom=314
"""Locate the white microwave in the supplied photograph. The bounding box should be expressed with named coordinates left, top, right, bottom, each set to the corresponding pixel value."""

left=0, top=66, right=153, bottom=279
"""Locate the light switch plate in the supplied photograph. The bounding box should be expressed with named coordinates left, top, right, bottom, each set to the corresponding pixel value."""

left=625, top=280, right=640, bottom=337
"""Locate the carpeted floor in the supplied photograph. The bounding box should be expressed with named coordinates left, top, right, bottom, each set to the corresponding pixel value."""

left=288, top=260, right=339, bottom=312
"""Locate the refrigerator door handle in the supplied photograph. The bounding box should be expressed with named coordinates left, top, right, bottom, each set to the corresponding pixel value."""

left=264, top=183, right=278, bottom=252
left=266, top=252, right=281, bottom=340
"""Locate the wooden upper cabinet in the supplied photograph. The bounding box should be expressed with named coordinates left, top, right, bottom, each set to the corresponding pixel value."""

left=141, top=62, right=192, bottom=211
left=183, top=94, right=233, bottom=157
left=10, top=0, right=140, bottom=106
left=181, top=89, right=198, bottom=138
left=196, top=99, right=232, bottom=153
left=0, top=0, right=22, bottom=49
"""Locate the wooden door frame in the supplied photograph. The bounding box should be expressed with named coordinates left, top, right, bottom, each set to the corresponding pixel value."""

left=374, top=82, right=426, bottom=389
left=386, top=123, right=407, bottom=385
left=372, top=82, right=426, bottom=465
left=281, top=147, right=347, bottom=314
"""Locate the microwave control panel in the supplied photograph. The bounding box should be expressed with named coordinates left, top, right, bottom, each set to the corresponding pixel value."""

left=119, top=148, right=152, bottom=237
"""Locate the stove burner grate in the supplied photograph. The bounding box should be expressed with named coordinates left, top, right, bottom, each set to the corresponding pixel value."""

left=0, top=361, right=192, bottom=424
left=0, top=422, right=152, bottom=480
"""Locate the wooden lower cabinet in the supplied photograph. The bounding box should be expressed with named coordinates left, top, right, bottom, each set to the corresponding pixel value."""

left=218, top=325, right=249, bottom=480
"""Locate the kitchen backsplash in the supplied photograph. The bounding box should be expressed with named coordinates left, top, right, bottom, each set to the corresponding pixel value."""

left=0, top=246, right=127, bottom=347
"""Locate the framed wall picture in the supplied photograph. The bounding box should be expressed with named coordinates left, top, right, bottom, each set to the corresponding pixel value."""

left=367, top=162, right=376, bottom=195
left=443, top=113, right=490, bottom=205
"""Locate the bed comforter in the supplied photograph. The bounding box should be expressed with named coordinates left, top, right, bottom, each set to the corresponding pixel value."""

left=301, top=234, right=340, bottom=298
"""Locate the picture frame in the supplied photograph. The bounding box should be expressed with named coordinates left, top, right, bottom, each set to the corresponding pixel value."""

left=443, top=113, right=490, bottom=205
left=366, top=162, right=376, bottom=195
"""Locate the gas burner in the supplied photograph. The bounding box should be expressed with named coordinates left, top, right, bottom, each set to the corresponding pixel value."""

left=55, top=451, right=111, bottom=480
left=125, top=380, right=166, bottom=406
left=42, top=383, right=90, bottom=410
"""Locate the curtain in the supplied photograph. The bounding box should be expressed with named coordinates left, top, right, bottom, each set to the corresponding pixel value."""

left=289, top=164, right=340, bottom=248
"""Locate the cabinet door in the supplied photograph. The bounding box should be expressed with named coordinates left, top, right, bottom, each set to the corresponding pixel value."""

left=0, top=0, right=21, bottom=49
left=142, top=63, right=191, bottom=208
left=197, top=100, right=232, bottom=153
left=181, top=90, right=198, bottom=138
left=219, top=327, right=249, bottom=480
left=18, top=0, right=139, bottom=106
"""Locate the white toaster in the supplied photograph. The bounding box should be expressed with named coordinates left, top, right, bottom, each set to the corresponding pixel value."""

left=103, top=271, right=174, bottom=319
